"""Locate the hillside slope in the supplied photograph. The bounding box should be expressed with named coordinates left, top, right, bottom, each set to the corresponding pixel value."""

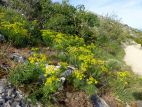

left=0, top=0, right=142, bottom=107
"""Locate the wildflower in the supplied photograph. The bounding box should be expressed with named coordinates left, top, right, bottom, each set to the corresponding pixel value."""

left=33, top=53, right=38, bottom=57
left=31, top=48, right=39, bottom=51
left=117, top=71, right=128, bottom=78
left=87, top=76, right=98, bottom=85
left=80, top=63, right=87, bottom=72
left=45, top=65, right=59, bottom=76
left=74, top=70, right=84, bottom=80
left=28, top=56, right=35, bottom=64
left=40, top=54, right=46, bottom=62
left=101, top=66, right=108, bottom=72
left=117, top=71, right=129, bottom=82
left=45, top=76, right=59, bottom=85
left=97, top=60, right=104, bottom=65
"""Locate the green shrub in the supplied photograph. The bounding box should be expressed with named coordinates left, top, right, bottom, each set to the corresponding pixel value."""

left=0, top=21, right=29, bottom=47
left=9, top=63, right=40, bottom=85
left=0, top=7, right=41, bottom=47
left=41, top=30, right=57, bottom=46
left=41, top=30, right=85, bottom=50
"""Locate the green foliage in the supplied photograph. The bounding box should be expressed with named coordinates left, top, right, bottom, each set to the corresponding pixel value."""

left=41, top=30, right=85, bottom=50
left=0, top=21, right=29, bottom=47
left=3, top=0, right=142, bottom=104
left=8, top=28, right=142, bottom=104
left=8, top=0, right=41, bottom=20
left=9, top=63, right=40, bottom=85
left=7, top=0, right=100, bottom=39
left=0, top=7, right=41, bottom=47
left=109, top=71, right=142, bottom=102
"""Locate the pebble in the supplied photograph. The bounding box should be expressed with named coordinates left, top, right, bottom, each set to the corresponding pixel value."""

left=0, top=34, right=5, bottom=43
left=91, top=95, right=110, bottom=107
left=9, top=53, right=26, bottom=63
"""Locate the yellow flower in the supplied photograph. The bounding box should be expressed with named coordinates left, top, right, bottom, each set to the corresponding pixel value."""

left=45, top=76, right=59, bottom=85
left=28, top=52, right=47, bottom=64
left=97, top=60, right=105, bottom=65
left=87, top=76, right=98, bottom=85
left=31, top=48, right=39, bottom=51
left=33, top=53, right=38, bottom=57
left=80, top=63, right=87, bottom=72
left=117, top=71, right=129, bottom=82
left=74, top=70, right=84, bottom=80
left=28, top=57, right=35, bottom=64
left=117, top=71, right=129, bottom=78
left=101, top=66, right=108, bottom=72
left=45, top=65, right=59, bottom=76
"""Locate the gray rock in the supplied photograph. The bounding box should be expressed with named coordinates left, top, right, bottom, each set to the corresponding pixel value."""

left=91, top=95, right=110, bottom=107
left=0, top=98, right=5, bottom=106
left=4, top=101, right=11, bottom=107
left=62, top=66, right=75, bottom=77
left=7, top=89, right=13, bottom=97
left=38, top=74, right=46, bottom=84
left=0, top=77, right=43, bottom=107
left=11, top=101, right=21, bottom=107
left=10, top=53, right=26, bottom=63
left=0, top=63, right=10, bottom=72
left=0, top=34, right=5, bottom=43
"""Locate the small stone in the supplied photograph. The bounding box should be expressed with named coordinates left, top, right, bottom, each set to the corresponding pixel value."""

left=66, top=92, right=72, bottom=98
left=60, top=77, right=66, bottom=83
left=4, top=96, right=12, bottom=102
left=10, top=53, right=26, bottom=63
left=0, top=89, right=4, bottom=94
left=62, top=66, right=75, bottom=77
left=91, top=95, right=110, bottom=107
left=4, top=101, right=11, bottom=107
left=0, top=63, right=10, bottom=72
left=7, top=89, right=13, bottom=97
left=11, top=101, right=20, bottom=107
left=0, top=34, right=5, bottom=43
left=38, top=74, right=46, bottom=84
left=0, top=98, right=5, bottom=106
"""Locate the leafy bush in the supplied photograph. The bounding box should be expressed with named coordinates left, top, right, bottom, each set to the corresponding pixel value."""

left=41, top=30, right=57, bottom=46
left=9, top=63, right=40, bottom=85
left=9, top=28, right=141, bottom=104
left=41, top=30, right=85, bottom=50
left=0, top=7, right=41, bottom=47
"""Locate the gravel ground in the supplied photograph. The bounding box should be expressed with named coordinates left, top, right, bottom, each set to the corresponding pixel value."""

left=0, top=78, right=41, bottom=107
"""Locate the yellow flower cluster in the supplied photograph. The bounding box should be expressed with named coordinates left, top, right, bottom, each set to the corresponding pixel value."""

left=87, top=76, right=98, bottom=85
left=101, top=65, right=108, bottom=72
left=2, top=22, right=28, bottom=37
left=28, top=53, right=46, bottom=64
left=45, top=76, right=59, bottom=85
left=45, top=65, right=59, bottom=76
left=117, top=71, right=129, bottom=82
left=74, top=70, right=84, bottom=80
left=31, top=48, right=39, bottom=51
left=80, top=63, right=87, bottom=72
left=96, top=60, right=105, bottom=65
left=117, top=71, right=129, bottom=78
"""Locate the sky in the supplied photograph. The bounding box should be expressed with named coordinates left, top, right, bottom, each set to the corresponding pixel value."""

left=52, top=0, right=142, bottom=29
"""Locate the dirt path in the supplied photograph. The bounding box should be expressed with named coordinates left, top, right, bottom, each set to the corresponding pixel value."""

left=124, top=44, right=142, bottom=75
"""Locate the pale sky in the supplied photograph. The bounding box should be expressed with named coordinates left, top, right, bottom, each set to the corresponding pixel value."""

left=53, top=0, right=142, bottom=29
